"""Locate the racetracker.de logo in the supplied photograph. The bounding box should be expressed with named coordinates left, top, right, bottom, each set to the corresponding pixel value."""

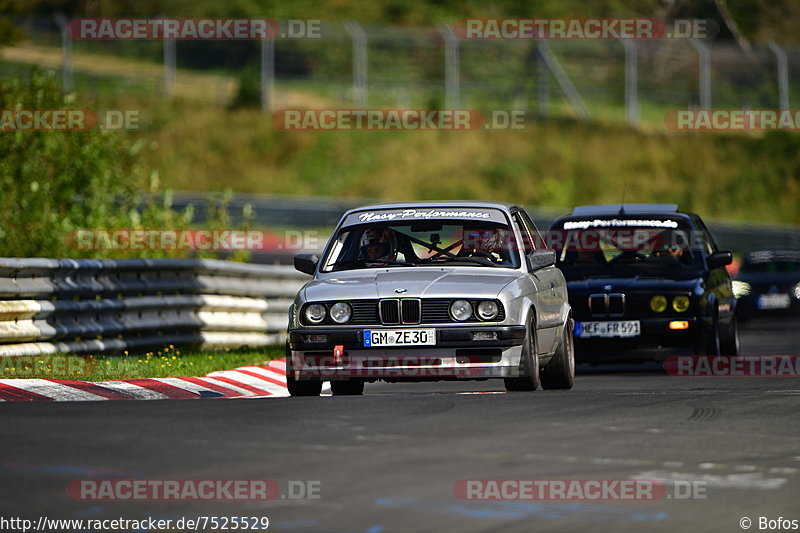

left=665, top=109, right=800, bottom=131
left=68, top=18, right=279, bottom=40
left=454, top=18, right=718, bottom=40
left=664, top=356, right=800, bottom=377
left=272, top=109, right=484, bottom=131
left=454, top=479, right=673, bottom=500
left=66, top=479, right=321, bottom=501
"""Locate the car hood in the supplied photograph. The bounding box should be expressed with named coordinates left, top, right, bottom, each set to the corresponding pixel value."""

left=566, top=276, right=700, bottom=294
left=302, top=268, right=522, bottom=301
left=735, top=272, right=800, bottom=288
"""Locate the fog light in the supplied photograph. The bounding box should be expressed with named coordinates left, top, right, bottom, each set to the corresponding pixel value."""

left=669, top=320, right=689, bottom=330
left=304, top=334, right=328, bottom=343
left=672, top=295, right=690, bottom=313
left=650, top=295, right=667, bottom=313
left=472, top=331, right=498, bottom=341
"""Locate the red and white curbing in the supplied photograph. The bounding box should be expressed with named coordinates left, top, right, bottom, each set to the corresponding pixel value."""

left=0, top=359, right=310, bottom=402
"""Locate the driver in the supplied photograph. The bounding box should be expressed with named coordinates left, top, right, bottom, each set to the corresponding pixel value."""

left=359, top=227, right=398, bottom=263
left=461, top=228, right=506, bottom=263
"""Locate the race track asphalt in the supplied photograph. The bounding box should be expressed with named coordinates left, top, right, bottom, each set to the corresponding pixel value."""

left=1, top=317, right=798, bottom=533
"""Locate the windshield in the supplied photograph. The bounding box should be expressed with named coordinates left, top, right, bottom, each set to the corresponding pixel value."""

left=321, top=219, right=521, bottom=272
left=549, top=217, right=705, bottom=279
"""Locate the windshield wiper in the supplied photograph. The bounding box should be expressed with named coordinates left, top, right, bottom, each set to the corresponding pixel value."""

left=432, top=256, right=497, bottom=267
left=347, top=258, right=418, bottom=267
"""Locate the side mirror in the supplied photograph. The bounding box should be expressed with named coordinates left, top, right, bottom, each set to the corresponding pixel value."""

left=707, top=251, right=732, bottom=270
left=526, top=249, right=556, bottom=271
left=294, top=253, right=319, bottom=275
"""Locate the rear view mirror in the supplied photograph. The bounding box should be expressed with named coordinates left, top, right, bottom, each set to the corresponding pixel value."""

left=526, top=249, right=556, bottom=271
left=707, top=251, right=733, bottom=270
left=294, top=253, right=319, bottom=275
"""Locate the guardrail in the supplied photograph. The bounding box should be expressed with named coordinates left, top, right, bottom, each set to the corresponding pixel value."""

left=0, top=258, right=309, bottom=357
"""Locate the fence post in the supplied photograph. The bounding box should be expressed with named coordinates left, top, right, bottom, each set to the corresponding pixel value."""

left=768, top=41, right=790, bottom=110
left=536, top=45, right=549, bottom=116
left=53, top=14, right=72, bottom=96
left=620, top=39, right=638, bottom=125
left=438, top=24, right=460, bottom=109
left=536, top=41, right=588, bottom=119
left=261, top=37, right=275, bottom=112
left=161, top=15, right=176, bottom=98
left=344, top=21, right=368, bottom=107
left=690, top=38, right=711, bottom=108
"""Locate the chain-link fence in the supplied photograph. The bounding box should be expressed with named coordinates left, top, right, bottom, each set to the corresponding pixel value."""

left=4, top=18, right=800, bottom=125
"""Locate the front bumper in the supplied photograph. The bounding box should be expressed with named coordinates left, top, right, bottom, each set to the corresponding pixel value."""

left=573, top=317, right=705, bottom=363
left=287, top=325, right=526, bottom=381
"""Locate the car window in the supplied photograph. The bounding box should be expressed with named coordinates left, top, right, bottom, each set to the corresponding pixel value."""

left=512, top=212, right=535, bottom=253
left=320, top=219, right=521, bottom=271
left=518, top=209, right=547, bottom=250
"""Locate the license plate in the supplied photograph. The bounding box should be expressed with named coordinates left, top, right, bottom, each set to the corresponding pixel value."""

left=758, top=293, right=791, bottom=310
left=363, top=329, right=436, bottom=347
left=576, top=320, right=640, bottom=338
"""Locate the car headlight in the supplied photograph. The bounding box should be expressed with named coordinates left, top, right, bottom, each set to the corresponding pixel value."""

left=477, top=300, right=499, bottom=320
left=650, top=295, right=667, bottom=313
left=304, top=303, right=326, bottom=324
left=330, top=302, right=352, bottom=324
left=672, top=295, right=690, bottom=313
left=450, top=300, right=473, bottom=321
left=794, top=282, right=800, bottom=300
left=732, top=280, right=751, bottom=298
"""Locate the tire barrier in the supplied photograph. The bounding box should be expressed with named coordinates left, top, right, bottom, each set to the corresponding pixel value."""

left=0, top=258, right=308, bottom=357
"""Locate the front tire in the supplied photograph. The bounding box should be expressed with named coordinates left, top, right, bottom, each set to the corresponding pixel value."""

left=720, top=312, right=740, bottom=356
left=287, top=376, right=322, bottom=396
left=286, top=342, right=322, bottom=396
left=541, top=318, right=575, bottom=390
left=504, top=315, right=540, bottom=392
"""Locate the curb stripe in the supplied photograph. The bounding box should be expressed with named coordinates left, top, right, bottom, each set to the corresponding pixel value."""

left=45, top=379, right=133, bottom=401
left=195, top=376, right=259, bottom=397
left=207, top=375, right=273, bottom=396
left=178, top=376, right=245, bottom=397
left=0, top=381, right=54, bottom=402
left=234, top=367, right=287, bottom=388
left=93, top=381, right=169, bottom=400
left=122, top=379, right=200, bottom=399
left=208, top=370, right=288, bottom=396
left=7, top=379, right=108, bottom=401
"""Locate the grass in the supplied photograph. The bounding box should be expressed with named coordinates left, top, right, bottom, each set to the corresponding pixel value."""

left=0, top=345, right=285, bottom=382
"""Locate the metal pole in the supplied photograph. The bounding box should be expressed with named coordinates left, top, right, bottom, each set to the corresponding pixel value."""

left=344, top=21, right=368, bottom=107
left=536, top=45, right=549, bottom=117
left=438, top=24, right=460, bottom=109
left=690, top=38, right=711, bottom=108
left=159, top=14, right=176, bottom=98
left=54, top=14, right=72, bottom=95
left=537, top=41, right=589, bottom=119
left=768, top=41, right=790, bottom=110
left=621, top=39, right=638, bottom=125
left=260, top=38, right=275, bottom=112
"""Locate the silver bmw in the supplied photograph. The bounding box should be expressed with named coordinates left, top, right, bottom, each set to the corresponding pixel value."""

left=287, top=201, right=574, bottom=396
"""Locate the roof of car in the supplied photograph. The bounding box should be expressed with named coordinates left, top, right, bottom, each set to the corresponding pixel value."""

left=343, top=200, right=519, bottom=214
left=570, top=204, right=680, bottom=216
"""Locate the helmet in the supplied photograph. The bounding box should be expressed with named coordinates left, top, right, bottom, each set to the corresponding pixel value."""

left=360, top=227, right=397, bottom=262
left=464, top=228, right=504, bottom=253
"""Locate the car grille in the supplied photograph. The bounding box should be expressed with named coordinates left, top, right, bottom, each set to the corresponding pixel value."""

left=589, top=293, right=625, bottom=317
left=303, top=299, right=504, bottom=325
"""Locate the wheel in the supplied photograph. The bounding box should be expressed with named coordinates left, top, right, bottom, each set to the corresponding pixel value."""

left=697, top=309, right=721, bottom=356
left=541, top=318, right=575, bottom=390
left=720, top=312, right=740, bottom=356
left=287, top=375, right=322, bottom=396
left=285, top=342, right=322, bottom=396
left=330, top=380, right=364, bottom=396
left=504, top=315, right=540, bottom=391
